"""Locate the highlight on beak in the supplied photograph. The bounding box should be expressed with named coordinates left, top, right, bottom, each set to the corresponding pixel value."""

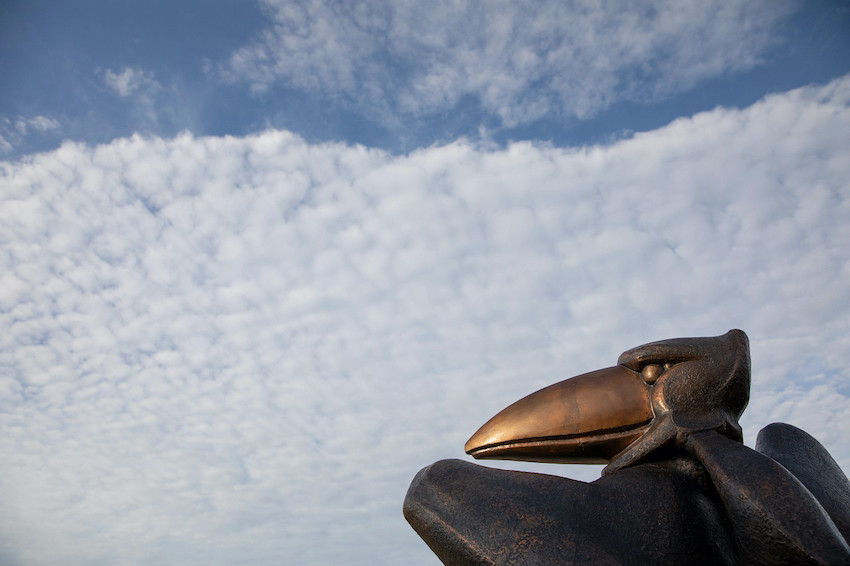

left=464, top=366, right=653, bottom=464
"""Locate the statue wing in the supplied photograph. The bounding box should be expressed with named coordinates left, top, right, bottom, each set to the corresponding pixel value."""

left=755, top=422, right=850, bottom=544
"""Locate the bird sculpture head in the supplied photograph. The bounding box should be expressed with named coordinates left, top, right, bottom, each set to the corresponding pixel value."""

left=465, top=329, right=750, bottom=473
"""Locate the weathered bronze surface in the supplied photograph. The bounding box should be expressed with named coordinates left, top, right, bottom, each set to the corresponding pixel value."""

left=404, top=330, right=850, bottom=565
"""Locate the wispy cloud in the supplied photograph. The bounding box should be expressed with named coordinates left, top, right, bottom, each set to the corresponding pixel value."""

left=103, top=67, right=160, bottom=98
left=0, top=116, right=61, bottom=154
left=1, top=76, right=848, bottom=565
left=100, top=66, right=177, bottom=135
left=221, top=0, right=797, bottom=126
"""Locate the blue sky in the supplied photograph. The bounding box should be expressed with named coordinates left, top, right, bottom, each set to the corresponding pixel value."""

left=3, top=0, right=849, bottom=155
left=1, top=2, right=850, bottom=565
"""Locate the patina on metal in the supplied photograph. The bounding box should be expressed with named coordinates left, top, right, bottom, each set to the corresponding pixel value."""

left=404, top=330, right=850, bottom=565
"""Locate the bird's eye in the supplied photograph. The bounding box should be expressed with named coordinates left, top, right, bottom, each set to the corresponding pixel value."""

left=641, top=364, right=664, bottom=384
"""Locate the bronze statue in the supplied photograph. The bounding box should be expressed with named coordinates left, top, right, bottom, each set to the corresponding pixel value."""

left=404, top=330, right=850, bottom=565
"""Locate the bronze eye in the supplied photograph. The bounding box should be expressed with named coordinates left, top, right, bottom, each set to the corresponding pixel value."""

left=641, top=364, right=664, bottom=384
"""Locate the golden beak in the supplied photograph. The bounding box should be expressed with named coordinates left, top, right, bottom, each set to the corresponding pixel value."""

left=465, top=365, right=653, bottom=464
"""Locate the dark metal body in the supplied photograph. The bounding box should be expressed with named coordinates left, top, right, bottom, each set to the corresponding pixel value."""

left=404, top=330, right=850, bottom=565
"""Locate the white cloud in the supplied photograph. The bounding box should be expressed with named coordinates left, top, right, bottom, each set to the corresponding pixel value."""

left=103, top=67, right=160, bottom=98
left=221, top=0, right=797, bottom=125
left=1, top=76, right=849, bottom=565
left=0, top=115, right=61, bottom=154
left=14, top=116, right=60, bottom=135
left=100, top=66, right=180, bottom=136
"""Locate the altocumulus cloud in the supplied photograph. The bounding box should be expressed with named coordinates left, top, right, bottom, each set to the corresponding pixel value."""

left=1, top=77, right=849, bottom=565
left=222, top=0, right=796, bottom=125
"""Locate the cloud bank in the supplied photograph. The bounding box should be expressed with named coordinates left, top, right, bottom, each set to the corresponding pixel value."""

left=1, top=76, right=849, bottom=565
left=222, top=0, right=797, bottom=126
